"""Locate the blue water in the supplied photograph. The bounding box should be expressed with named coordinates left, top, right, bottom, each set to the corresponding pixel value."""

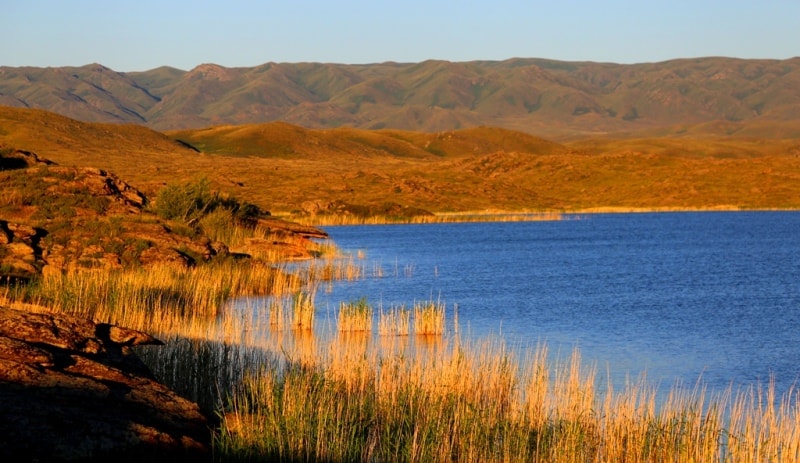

left=314, top=212, right=800, bottom=397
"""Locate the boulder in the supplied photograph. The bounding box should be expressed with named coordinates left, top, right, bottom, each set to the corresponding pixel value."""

left=0, top=307, right=210, bottom=462
left=0, top=221, right=45, bottom=280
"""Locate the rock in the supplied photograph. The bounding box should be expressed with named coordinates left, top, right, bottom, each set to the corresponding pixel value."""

left=79, top=167, right=148, bottom=211
left=138, top=246, right=196, bottom=269
left=0, top=149, right=55, bottom=169
left=0, top=223, right=10, bottom=245
left=6, top=222, right=39, bottom=243
left=0, top=220, right=45, bottom=280
left=256, top=217, right=329, bottom=239
left=0, top=307, right=210, bottom=462
left=210, top=240, right=230, bottom=257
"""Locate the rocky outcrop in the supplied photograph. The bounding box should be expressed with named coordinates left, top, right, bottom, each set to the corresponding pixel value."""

left=1, top=149, right=328, bottom=277
left=76, top=166, right=148, bottom=212
left=0, top=148, right=55, bottom=169
left=0, top=306, right=210, bottom=462
left=256, top=217, right=329, bottom=239
left=0, top=221, right=46, bottom=280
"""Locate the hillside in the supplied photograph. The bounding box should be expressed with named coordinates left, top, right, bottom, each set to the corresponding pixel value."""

left=2, top=106, right=800, bottom=217
left=2, top=57, right=800, bottom=138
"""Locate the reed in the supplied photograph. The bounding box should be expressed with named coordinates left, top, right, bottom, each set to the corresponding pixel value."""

left=413, top=300, right=446, bottom=336
left=291, top=291, right=315, bottom=330
left=378, top=305, right=411, bottom=336
left=307, top=256, right=364, bottom=282
left=337, top=297, right=373, bottom=332
left=3, top=258, right=308, bottom=339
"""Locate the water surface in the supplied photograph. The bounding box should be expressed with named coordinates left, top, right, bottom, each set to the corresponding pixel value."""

left=315, top=212, right=800, bottom=397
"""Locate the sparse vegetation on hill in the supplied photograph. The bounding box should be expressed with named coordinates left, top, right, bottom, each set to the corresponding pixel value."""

left=2, top=106, right=800, bottom=217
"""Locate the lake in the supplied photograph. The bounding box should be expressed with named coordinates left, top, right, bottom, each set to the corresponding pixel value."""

left=312, top=211, right=800, bottom=399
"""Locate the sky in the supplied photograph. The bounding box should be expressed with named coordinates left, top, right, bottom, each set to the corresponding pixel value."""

left=4, top=0, right=799, bottom=72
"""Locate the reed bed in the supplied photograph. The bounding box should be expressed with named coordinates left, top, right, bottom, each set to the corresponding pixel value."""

left=3, top=260, right=306, bottom=337
left=215, top=331, right=800, bottom=463
left=289, top=211, right=564, bottom=226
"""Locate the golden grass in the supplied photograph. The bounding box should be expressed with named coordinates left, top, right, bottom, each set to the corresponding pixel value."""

left=378, top=305, right=411, bottom=336
left=216, top=328, right=800, bottom=462
left=413, top=300, right=446, bottom=336
left=2, top=257, right=310, bottom=339
left=267, top=291, right=316, bottom=331
left=337, top=298, right=373, bottom=332
left=306, top=256, right=364, bottom=282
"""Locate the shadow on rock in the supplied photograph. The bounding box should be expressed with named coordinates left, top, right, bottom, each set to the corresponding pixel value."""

left=0, top=307, right=211, bottom=462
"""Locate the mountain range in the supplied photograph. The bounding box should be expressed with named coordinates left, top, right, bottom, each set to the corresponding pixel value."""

left=2, top=57, right=800, bottom=137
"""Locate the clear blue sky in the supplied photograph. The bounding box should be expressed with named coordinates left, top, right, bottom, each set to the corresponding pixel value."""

left=4, top=0, right=799, bottom=71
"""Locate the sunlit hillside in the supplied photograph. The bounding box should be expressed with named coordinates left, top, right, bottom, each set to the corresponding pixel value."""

left=2, top=106, right=800, bottom=216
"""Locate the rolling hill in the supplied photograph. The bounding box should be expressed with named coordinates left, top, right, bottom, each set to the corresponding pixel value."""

left=2, top=106, right=800, bottom=216
left=2, top=57, right=800, bottom=138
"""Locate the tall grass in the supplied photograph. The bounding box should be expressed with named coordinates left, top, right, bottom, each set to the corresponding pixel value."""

left=267, top=290, right=317, bottom=331
left=378, top=305, right=411, bottom=336
left=3, top=260, right=305, bottom=336
left=306, top=256, right=364, bottom=281
left=215, top=332, right=800, bottom=463
left=338, top=297, right=373, bottom=332
left=413, top=300, right=446, bottom=335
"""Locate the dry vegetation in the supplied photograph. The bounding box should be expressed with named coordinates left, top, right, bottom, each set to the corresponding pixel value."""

left=3, top=106, right=800, bottom=221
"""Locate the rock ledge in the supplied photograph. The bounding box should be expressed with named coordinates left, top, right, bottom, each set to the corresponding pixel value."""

left=0, top=307, right=209, bottom=462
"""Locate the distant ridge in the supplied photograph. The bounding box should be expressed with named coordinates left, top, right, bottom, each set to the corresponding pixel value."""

left=2, top=57, right=800, bottom=137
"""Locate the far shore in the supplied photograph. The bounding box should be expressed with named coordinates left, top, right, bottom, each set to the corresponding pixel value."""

left=281, top=206, right=799, bottom=227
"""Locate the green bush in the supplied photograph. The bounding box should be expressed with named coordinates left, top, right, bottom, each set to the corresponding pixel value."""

left=153, top=177, right=216, bottom=223
left=153, top=177, right=265, bottom=226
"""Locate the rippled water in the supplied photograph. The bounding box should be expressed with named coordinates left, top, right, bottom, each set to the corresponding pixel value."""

left=314, top=212, right=800, bottom=397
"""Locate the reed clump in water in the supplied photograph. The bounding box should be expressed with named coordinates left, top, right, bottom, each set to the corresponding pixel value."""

left=307, top=256, right=364, bottom=281
left=267, top=290, right=317, bottom=331
left=337, top=297, right=373, bottom=332
left=413, top=300, right=446, bottom=335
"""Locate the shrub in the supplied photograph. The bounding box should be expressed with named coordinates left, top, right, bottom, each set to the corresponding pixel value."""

left=153, top=177, right=216, bottom=224
left=153, top=177, right=265, bottom=226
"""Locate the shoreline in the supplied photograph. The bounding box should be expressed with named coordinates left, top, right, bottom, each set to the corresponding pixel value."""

left=283, top=206, right=800, bottom=227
